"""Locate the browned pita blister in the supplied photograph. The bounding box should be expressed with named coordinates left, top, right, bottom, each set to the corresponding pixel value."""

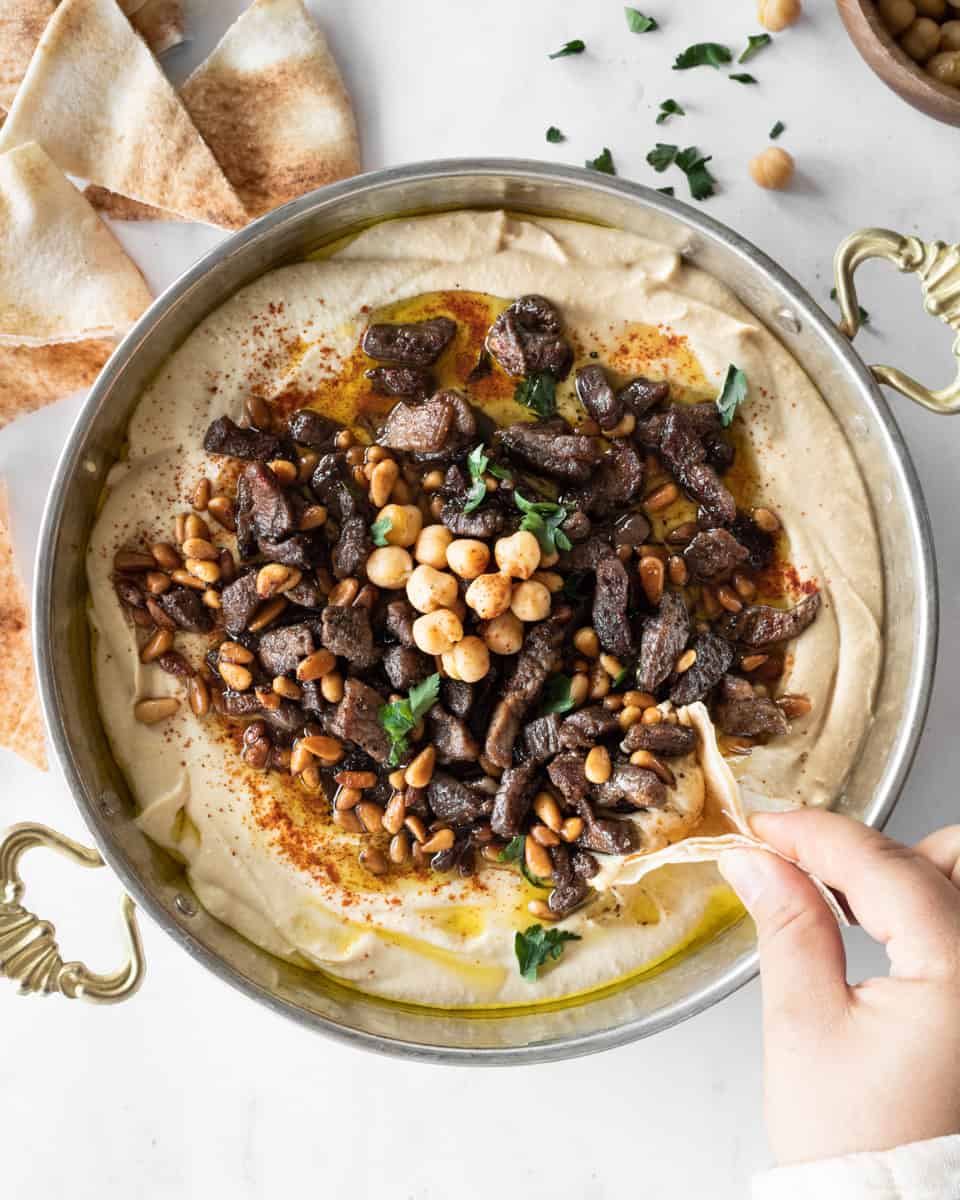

left=83, top=184, right=168, bottom=222
left=181, top=0, right=360, bottom=219
left=0, top=483, right=46, bottom=770
left=0, top=0, right=248, bottom=229
left=0, top=339, right=114, bottom=428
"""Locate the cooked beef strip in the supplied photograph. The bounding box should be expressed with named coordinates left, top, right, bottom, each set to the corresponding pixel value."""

left=327, top=679, right=391, bottom=763
left=593, top=762, right=667, bottom=811
left=426, top=772, right=487, bottom=826
left=320, top=605, right=379, bottom=667
left=523, top=713, right=562, bottom=764
left=257, top=533, right=322, bottom=569
left=441, top=678, right=474, bottom=719
left=576, top=365, right=623, bottom=430
left=258, top=622, right=314, bottom=676
left=496, top=419, right=602, bottom=483
left=240, top=461, right=297, bottom=542
left=365, top=366, right=433, bottom=399
left=285, top=576, right=324, bottom=609
left=410, top=392, right=478, bottom=463
left=261, top=700, right=306, bottom=736
left=157, top=586, right=212, bottom=633
left=286, top=409, right=342, bottom=448
left=570, top=439, right=645, bottom=517
left=221, top=691, right=262, bottom=718
left=361, top=317, right=456, bottom=366
left=547, top=752, right=591, bottom=805
left=619, top=376, right=670, bottom=417
left=440, top=498, right=505, bottom=539
left=669, top=633, right=735, bottom=706
left=720, top=674, right=755, bottom=702
left=561, top=510, right=592, bottom=542
left=385, top=597, right=417, bottom=647
left=203, top=415, right=285, bottom=462
left=612, top=510, right=652, bottom=550
left=716, top=697, right=789, bottom=737
left=636, top=590, right=690, bottom=694
left=113, top=577, right=145, bottom=608
left=572, top=848, right=600, bottom=880
left=683, top=529, right=749, bottom=582
left=621, top=722, right=697, bottom=757
left=729, top=512, right=776, bottom=571
left=485, top=295, right=573, bottom=380
left=559, top=535, right=615, bottom=572
left=593, top=554, right=635, bottom=658
left=484, top=612, right=569, bottom=768
left=427, top=706, right=480, bottom=764
left=548, top=755, right=637, bottom=856
left=548, top=843, right=591, bottom=916
left=332, top=515, right=372, bottom=580
left=378, top=392, right=455, bottom=454
left=383, top=644, right=433, bottom=691
left=719, top=592, right=821, bottom=648
left=490, top=762, right=539, bottom=838
left=657, top=407, right=736, bottom=527
left=559, top=705, right=621, bottom=750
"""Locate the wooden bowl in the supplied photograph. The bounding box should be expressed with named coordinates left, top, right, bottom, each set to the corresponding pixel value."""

left=837, top=0, right=960, bottom=126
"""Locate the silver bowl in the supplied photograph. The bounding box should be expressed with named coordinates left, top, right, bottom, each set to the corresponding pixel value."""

left=15, top=159, right=951, bottom=1062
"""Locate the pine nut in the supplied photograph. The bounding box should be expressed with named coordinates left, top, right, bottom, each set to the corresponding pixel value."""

left=533, top=791, right=562, bottom=832
left=336, top=770, right=378, bottom=790
left=171, top=569, right=206, bottom=590
left=256, top=687, right=281, bottom=711
left=676, top=649, right=697, bottom=674
left=245, top=394, right=272, bottom=428
left=603, top=693, right=624, bottom=712
left=333, top=808, right=362, bottom=833
left=174, top=513, right=187, bottom=544
left=369, top=459, right=400, bottom=507
left=644, top=482, right=679, bottom=512
left=184, top=514, right=209, bottom=541
left=335, top=787, right=362, bottom=811
left=421, top=828, right=455, bottom=854
left=667, top=554, right=688, bottom=586
left=389, top=831, right=410, bottom=864
left=629, top=748, right=675, bottom=785
left=404, top=814, right=428, bottom=843
left=140, top=628, right=174, bottom=663
left=778, top=693, right=812, bottom=719
left=290, top=741, right=313, bottom=775
left=220, top=642, right=254, bottom=664
left=641, top=706, right=663, bottom=725
left=599, top=653, right=623, bottom=679
left=525, top=836, right=554, bottom=880
left=405, top=746, right=436, bottom=788
left=268, top=459, right=297, bottom=485
left=180, top=541, right=216, bottom=567
left=716, top=584, right=743, bottom=613
left=188, top=675, right=210, bottom=717
left=300, top=764, right=322, bottom=792
left=752, top=507, right=781, bottom=533
left=192, top=478, right=211, bottom=510
left=624, top=690, right=656, bottom=709
left=328, top=577, right=359, bottom=606
left=382, top=792, right=407, bottom=835
left=207, top=496, right=236, bottom=532
left=560, top=817, right=584, bottom=843
left=740, top=653, right=769, bottom=672
left=606, top=411, right=636, bottom=438
left=569, top=673, right=590, bottom=706
left=219, top=661, right=252, bottom=691
left=666, top=521, right=699, bottom=545
left=732, top=571, right=756, bottom=601
left=588, top=661, right=610, bottom=701
left=639, top=555, right=665, bottom=606
left=619, top=704, right=644, bottom=730
left=296, top=649, right=335, bottom=682
left=584, top=745, right=612, bottom=784
left=356, top=802, right=385, bottom=833
left=335, top=429, right=355, bottom=450
left=320, top=671, right=344, bottom=703
left=151, top=542, right=182, bottom=571
left=297, top=450, right=320, bottom=483
left=573, top=627, right=600, bottom=658
left=299, top=504, right=327, bottom=531
left=248, top=596, right=287, bottom=631
left=145, top=597, right=176, bottom=630
left=388, top=769, right=407, bottom=790
left=114, top=549, right=156, bottom=572
left=701, top=585, right=721, bottom=619
left=134, top=697, right=179, bottom=724
left=257, top=563, right=302, bottom=598
left=273, top=676, right=302, bottom=701
left=527, top=899, right=559, bottom=921
left=298, top=735, right=343, bottom=764
left=145, top=571, right=171, bottom=595
left=531, top=824, right=561, bottom=847
left=185, top=558, right=221, bottom=583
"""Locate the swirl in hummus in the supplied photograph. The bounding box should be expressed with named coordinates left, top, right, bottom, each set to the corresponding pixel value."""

left=86, top=211, right=882, bottom=1008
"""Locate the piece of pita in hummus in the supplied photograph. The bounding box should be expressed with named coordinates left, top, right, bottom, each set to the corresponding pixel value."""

left=0, top=482, right=46, bottom=771
left=0, top=0, right=249, bottom=229
left=0, top=142, right=151, bottom=346
left=179, top=0, right=360, bottom=218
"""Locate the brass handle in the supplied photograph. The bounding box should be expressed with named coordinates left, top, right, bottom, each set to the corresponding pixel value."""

left=0, top=822, right=145, bottom=1003
left=833, top=228, right=960, bottom=414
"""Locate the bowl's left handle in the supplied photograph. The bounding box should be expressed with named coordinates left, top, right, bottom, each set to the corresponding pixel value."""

left=833, top=228, right=960, bottom=414
left=0, top=822, right=145, bottom=1004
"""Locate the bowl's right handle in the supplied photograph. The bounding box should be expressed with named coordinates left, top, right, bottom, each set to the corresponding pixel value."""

left=0, top=823, right=144, bottom=1003
left=833, top=228, right=960, bottom=414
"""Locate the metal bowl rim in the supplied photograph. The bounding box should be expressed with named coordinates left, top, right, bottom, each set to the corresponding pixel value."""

left=32, top=157, right=939, bottom=1064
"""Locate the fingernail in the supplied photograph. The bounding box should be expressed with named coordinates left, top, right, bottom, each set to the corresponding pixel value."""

left=718, top=850, right=772, bottom=911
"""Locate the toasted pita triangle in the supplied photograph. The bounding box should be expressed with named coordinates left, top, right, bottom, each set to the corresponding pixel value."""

left=0, top=482, right=47, bottom=771
left=0, top=339, right=114, bottom=427
left=84, top=184, right=167, bottom=222
left=180, top=0, right=360, bottom=219
left=0, top=142, right=151, bottom=345
left=130, top=0, right=184, bottom=55
left=0, top=0, right=249, bottom=229
left=0, top=0, right=56, bottom=112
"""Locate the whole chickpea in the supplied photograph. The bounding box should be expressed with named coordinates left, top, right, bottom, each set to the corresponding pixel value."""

left=941, top=20, right=960, bottom=48
left=749, top=146, right=795, bottom=190
left=927, top=47, right=960, bottom=82
left=406, top=563, right=459, bottom=614
left=494, top=530, right=541, bottom=580
left=915, top=0, right=946, bottom=16
left=452, top=636, right=491, bottom=683
left=413, top=609, right=463, bottom=655
left=758, top=0, right=801, bottom=31
left=376, top=503, right=422, bottom=548
left=877, top=0, right=918, bottom=33
left=901, top=15, right=942, bottom=59
left=483, top=611, right=524, bottom=655
left=446, top=538, right=491, bottom=580
left=414, top=523, right=453, bottom=570
left=465, top=571, right=513, bottom=620
left=365, top=546, right=413, bottom=590
left=440, top=649, right=461, bottom=680
left=510, top=580, right=552, bottom=623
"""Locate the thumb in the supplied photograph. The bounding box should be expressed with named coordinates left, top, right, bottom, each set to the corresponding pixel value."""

left=719, top=848, right=849, bottom=1031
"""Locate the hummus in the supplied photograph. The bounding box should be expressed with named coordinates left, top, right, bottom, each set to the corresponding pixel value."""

left=86, top=210, right=883, bottom=1008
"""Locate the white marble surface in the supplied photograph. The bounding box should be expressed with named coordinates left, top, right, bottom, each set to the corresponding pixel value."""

left=2, top=2, right=959, bottom=1196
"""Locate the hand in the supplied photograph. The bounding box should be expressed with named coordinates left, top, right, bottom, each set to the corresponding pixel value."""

left=719, top=811, right=960, bottom=1165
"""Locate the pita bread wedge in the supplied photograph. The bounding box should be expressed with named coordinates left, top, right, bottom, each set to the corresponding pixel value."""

left=0, top=339, right=114, bottom=427
left=0, top=0, right=249, bottom=229
left=0, top=142, right=151, bottom=345
left=130, top=0, right=184, bottom=55
left=181, top=0, right=360, bottom=219
left=0, top=482, right=47, bottom=771
left=84, top=184, right=167, bottom=222
left=0, top=0, right=56, bottom=112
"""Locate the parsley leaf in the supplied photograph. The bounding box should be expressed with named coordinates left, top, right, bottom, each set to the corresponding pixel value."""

left=370, top=515, right=393, bottom=546
left=585, top=147, right=616, bottom=175
left=769, top=119, right=786, bottom=139
left=656, top=98, right=685, bottom=125
left=730, top=72, right=757, bottom=84
left=514, top=492, right=572, bottom=555
left=514, top=371, right=557, bottom=418
left=546, top=126, right=565, bottom=143
left=378, top=674, right=440, bottom=766
left=656, top=186, right=675, bottom=196
left=499, top=836, right=525, bottom=863
left=739, top=32, right=772, bottom=62
left=673, top=42, right=731, bottom=70
left=675, top=146, right=716, bottom=200
left=625, top=7, right=658, bottom=32
left=549, top=39, right=585, bottom=59
left=830, top=287, right=870, bottom=325
left=716, top=364, right=748, bottom=428
left=540, top=674, right=577, bottom=715
left=515, top=924, right=581, bottom=982
left=647, top=142, right=678, bottom=172
left=464, top=443, right=490, bottom=514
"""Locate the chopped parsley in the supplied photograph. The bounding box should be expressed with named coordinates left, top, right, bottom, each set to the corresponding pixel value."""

left=647, top=142, right=678, bottom=172
left=730, top=72, right=757, bottom=84
left=830, top=287, right=870, bottom=325
left=656, top=186, right=675, bottom=196
left=716, top=364, right=748, bottom=427
left=378, top=674, right=440, bottom=767
left=514, top=492, right=572, bottom=555
left=676, top=146, right=716, bottom=200
left=370, top=515, right=393, bottom=546
left=739, top=32, right=772, bottom=62
left=499, top=836, right=525, bottom=864
left=656, top=98, right=685, bottom=125
left=769, top=120, right=786, bottom=139
left=585, top=146, right=616, bottom=175
left=540, top=674, right=577, bottom=715
left=463, top=443, right=510, bottom=513
left=546, top=126, right=565, bottom=143
left=549, top=39, right=585, bottom=59
left=625, top=7, right=658, bottom=32
left=673, top=42, right=731, bottom=70
left=515, top=924, right=581, bottom=982
left=514, top=371, right=557, bottom=419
